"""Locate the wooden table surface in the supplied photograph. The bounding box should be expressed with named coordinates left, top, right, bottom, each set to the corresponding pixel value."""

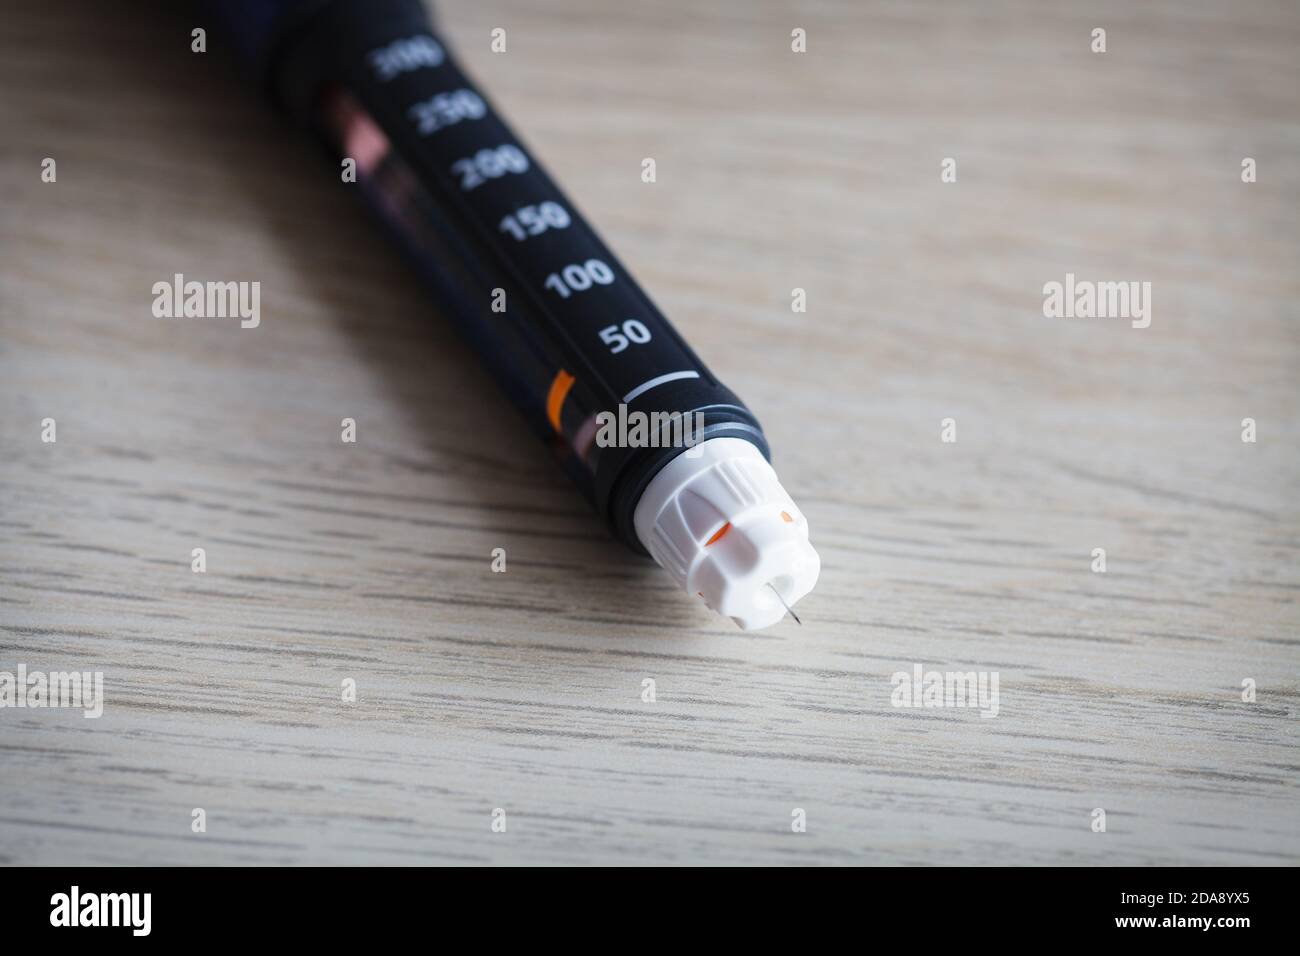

left=2, top=0, right=1298, bottom=866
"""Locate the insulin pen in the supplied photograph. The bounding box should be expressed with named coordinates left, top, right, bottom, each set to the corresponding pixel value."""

left=210, top=0, right=820, bottom=629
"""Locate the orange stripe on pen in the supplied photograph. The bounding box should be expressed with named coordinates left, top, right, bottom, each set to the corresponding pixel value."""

left=705, top=522, right=731, bottom=546
left=546, top=369, right=575, bottom=432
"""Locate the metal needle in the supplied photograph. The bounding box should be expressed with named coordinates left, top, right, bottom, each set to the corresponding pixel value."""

left=768, top=583, right=801, bottom=625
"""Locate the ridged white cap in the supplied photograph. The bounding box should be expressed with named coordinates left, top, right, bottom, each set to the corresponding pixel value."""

left=633, top=437, right=820, bottom=630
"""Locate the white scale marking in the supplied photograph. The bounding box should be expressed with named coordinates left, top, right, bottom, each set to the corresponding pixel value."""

left=622, top=370, right=700, bottom=404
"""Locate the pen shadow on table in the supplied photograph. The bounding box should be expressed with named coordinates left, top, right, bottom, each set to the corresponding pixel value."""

left=82, top=0, right=703, bottom=634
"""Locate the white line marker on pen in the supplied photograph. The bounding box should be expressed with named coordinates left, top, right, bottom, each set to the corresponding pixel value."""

left=623, top=370, right=699, bottom=404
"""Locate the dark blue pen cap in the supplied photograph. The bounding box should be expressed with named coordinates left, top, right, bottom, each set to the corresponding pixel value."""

left=204, top=0, right=346, bottom=82
left=201, top=0, right=436, bottom=112
left=201, top=0, right=297, bottom=69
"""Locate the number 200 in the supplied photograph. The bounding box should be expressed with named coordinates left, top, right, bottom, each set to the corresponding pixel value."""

left=451, top=145, right=528, bottom=191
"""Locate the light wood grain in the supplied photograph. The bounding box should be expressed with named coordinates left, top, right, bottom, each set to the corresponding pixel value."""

left=1, top=0, right=1298, bottom=865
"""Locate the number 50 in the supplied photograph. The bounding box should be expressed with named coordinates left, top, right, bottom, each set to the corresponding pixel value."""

left=598, top=320, right=652, bottom=353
